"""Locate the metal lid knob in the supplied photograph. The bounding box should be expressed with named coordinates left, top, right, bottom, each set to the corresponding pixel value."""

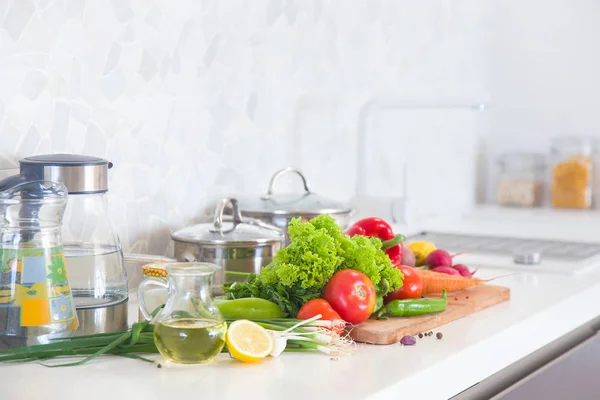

left=19, top=154, right=112, bottom=194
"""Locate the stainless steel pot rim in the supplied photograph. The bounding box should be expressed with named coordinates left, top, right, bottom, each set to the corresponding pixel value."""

left=241, top=208, right=353, bottom=217
left=171, top=223, right=284, bottom=245
left=171, top=233, right=283, bottom=246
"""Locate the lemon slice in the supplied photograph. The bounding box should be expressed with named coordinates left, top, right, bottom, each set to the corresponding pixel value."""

left=226, top=320, right=273, bottom=363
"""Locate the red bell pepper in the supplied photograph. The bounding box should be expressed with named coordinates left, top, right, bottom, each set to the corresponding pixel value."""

left=345, top=217, right=404, bottom=267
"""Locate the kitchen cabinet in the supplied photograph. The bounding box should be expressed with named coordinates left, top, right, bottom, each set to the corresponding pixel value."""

left=452, top=317, right=600, bottom=400
left=494, top=330, right=600, bottom=400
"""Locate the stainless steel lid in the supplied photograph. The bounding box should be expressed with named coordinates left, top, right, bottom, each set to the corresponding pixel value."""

left=19, top=154, right=112, bottom=194
left=171, top=198, right=285, bottom=247
left=237, top=168, right=354, bottom=217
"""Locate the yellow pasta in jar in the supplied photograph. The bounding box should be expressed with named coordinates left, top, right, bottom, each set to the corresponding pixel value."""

left=551, top=156, right=592, bottom=209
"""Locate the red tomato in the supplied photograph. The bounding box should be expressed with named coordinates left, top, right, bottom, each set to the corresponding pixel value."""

left=384, top=265, right=423, bottom=302
left=323, top=270, right=376, bottom=325
left=297, top=299, right=344, bottom=335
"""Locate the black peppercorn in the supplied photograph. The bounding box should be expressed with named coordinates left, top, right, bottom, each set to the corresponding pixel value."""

left=157, top=363, right=162, bottom=369
left=436, top=332, right=443, bottom=339
left=418, top=333, right=423, bottom=338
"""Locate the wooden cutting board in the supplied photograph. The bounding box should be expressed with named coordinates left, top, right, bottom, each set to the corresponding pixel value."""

left=348, top=285, right=511, bottom=345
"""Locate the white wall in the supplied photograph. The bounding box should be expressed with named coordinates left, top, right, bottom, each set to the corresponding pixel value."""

left=484, top=0, right=600, bottom=201
left=0, top=0, right=489, bottom=255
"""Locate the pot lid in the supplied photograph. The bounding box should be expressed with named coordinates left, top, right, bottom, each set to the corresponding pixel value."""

left=237, top=168, right=354, bottom=217
left=171, top=198, right=285, bottom=246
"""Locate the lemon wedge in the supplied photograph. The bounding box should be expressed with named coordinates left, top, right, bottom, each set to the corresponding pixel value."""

left=226, top=319, right=273, bottom=363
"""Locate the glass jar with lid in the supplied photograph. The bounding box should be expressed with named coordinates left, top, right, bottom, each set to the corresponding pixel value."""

left=496, top=153, right=546, bottom=207
left=550, top=137, right=596, bottom=209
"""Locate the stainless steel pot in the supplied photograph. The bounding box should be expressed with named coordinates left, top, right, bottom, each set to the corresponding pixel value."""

left=234, top=168, right=355, bottom=244
left=171, top=198, right=285, bottom=294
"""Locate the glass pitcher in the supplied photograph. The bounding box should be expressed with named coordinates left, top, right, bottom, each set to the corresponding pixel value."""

left=18, top=154, right=128, bottom=336
left=0, top=178, right=78, bottom=349
left=138, top=263, right=226, bottom=364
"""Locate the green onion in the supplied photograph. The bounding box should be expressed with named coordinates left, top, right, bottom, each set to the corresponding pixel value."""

left=226, top=315, right=354, bottom=359
left=0, top=306, right=163, bottom=367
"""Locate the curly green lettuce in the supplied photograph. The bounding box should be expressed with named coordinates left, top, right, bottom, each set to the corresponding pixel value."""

left=259, top=217, right=341, bottom=288
left=224, top=214, right=403, bottom=316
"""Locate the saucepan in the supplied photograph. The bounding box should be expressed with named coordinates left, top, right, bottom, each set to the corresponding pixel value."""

left=170, top=197, right=285, bottom=295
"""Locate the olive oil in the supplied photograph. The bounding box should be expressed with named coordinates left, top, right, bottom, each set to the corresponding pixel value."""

left=154, top=318, right=227, bottom=363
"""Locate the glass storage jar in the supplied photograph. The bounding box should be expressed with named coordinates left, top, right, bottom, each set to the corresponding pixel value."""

left=550, top=137, right=596, bottom=209
left=496, top=153, right=546, bottom=207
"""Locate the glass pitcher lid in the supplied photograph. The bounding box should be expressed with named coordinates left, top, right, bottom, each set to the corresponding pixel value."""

left=0, top=176, right=67, bottom=202
left=171, top=198, right=285, bottom=246
left=0, top=177, right=68, bottom=230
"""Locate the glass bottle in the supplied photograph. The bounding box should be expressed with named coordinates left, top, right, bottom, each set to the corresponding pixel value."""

left=0, top=178, right=78, bottom=349
left=496, top=153, right=546, bottom=207
left=550, top=137, right=596, bottom=209
left=138, top=263, right=226, bottom=364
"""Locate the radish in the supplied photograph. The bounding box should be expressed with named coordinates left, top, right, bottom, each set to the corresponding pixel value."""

left=425, top=249, right=465, bottom=269
left=425, top=249, right=453, bottom=268
left=452, top=264, right=478, bottom=278
left=431, top=266, right=461, bottom=276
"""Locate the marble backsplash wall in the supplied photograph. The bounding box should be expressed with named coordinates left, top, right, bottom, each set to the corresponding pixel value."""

left=0, top=0, right=490, bottom=256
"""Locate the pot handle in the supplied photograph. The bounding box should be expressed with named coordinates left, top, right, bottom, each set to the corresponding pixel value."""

left=262, top=167, right=312, bottom=200
left=211, top=197, right=243, bottom=233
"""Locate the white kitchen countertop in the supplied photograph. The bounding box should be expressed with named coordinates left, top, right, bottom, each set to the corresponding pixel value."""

left=3, top=206, right=600, bottom=400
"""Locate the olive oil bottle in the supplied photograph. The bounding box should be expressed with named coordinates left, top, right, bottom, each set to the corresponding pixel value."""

left=139, top=263, right=228, bottom=364
left=154, top=318, right=227, bottom=363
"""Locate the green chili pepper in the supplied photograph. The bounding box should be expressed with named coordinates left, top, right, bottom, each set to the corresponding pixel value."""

left=376, top=290, right=447, bottom=319
left=216, top=297, right=287, bottom=319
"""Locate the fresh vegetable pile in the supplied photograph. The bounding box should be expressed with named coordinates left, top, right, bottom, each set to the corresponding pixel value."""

left=224, top=215, right=462, bottom=332
left=0, top=216, right=494, bottom=367
left=224, top=215, right=403, bottom=317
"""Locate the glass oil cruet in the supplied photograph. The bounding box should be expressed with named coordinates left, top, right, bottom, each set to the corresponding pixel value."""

left=138, top=263, right=226, bottom=364
left=0, top=177, right=78, bottom=349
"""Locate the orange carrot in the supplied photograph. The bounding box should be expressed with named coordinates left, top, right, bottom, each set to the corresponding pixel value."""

left=416, top=269, right=485, bottom=295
